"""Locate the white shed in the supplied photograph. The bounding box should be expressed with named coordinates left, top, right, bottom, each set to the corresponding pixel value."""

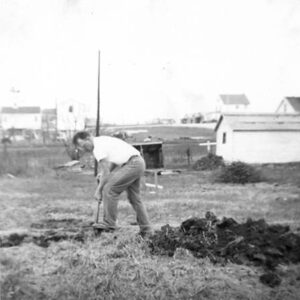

left=214, top=114, right=300, bottom=163
left=216, top=94, right=250, bottom=113
left=276, top=97, right=300, bottom=114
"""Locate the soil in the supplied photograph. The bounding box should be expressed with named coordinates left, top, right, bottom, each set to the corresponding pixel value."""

left=148, top=211, right=300, bottom=287
left=1, top=213, right=300, bottom=287
left=0, top=219, right=95, bottom=248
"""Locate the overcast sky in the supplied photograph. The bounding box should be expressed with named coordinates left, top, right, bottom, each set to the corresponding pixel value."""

left=0, top=0, right=300, bottom=123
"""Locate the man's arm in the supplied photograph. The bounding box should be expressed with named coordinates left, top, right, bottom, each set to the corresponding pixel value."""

left=94, top=160, right=115, bottom=201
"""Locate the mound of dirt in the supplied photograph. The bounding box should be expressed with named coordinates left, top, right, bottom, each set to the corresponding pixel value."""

left=148, top=212, right=300, bottom=287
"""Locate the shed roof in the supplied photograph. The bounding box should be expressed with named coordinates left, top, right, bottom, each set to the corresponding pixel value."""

left=215, top=113, right=300, bottom=132
left=219, top=94, right=250, bottom=105
left=131, top=141, right=163, bottom=146
left=286, top=97, right=300, bottom=112
left=2, top=106, right=41, bottom=114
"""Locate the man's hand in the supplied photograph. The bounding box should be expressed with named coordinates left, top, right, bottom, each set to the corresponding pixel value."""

left=94, top=160, right=110, bottom=202
left=94, top=159, right=111, bottom=203
left=94, top=190, right=102, bottom=202
left=96, top=173, right=102, bottom=182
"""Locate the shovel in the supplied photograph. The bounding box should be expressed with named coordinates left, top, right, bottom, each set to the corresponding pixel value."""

left=95, top=197, right=102, bottom=224
left=94, top=177, right=102, bottom=224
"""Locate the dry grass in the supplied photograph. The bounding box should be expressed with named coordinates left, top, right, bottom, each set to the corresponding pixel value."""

left=0, top=145, right=68, bottom=176
left=112, top=124, right=215, bottom=141
left=0, top=140, right=209, bottom=176
left=1, top=163, right=300, bottom=299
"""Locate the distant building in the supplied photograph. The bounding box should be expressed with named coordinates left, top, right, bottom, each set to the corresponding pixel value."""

left=181, top=113, right=203, bottom=124
left=203, top=112, right=220, bottom=123
left=216, top=94, right=250, bottom=113
left=42, top=108, right=57, bottom=132
left=56, top=100, right=86, bottom=133
left=215, top=113, right=300, bottom=163
left=1, top=106, right=42, bottom=133
left=276, top=97, right=300, bottom=114
left=203, top=94, right=250, bottom=124
left=152, top=118, right=176, bottom=125
left=181, top=114, right=192, bottom=124
left=132, top=141, right=164, bottom=169
left=192, top=113, right=204, bottom=123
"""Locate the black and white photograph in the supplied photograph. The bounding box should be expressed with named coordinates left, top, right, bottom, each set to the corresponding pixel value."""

left=0, top=0, right=300, bottom=299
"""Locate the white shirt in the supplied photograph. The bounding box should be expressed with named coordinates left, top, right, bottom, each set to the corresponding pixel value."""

left=93, top=136, right=140, bottom=165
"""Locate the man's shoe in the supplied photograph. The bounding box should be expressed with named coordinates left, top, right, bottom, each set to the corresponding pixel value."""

left=92, top=223, right=115, bottom=233
left=138, top=230, right=154, bottom=239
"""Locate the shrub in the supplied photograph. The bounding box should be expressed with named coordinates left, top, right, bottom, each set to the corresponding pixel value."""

left=193, top=153, right=225, bottom=171
left=216, top=161, right=263, bottom=184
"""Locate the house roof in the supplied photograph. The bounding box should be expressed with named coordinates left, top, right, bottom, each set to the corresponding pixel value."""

left=42, top=108, right=56, bottom=114
left=286, top=97, right=300, bottom=112
left=1, top=106, right=41, bottom=114
left=215, top=113, right=300, bottom=132
left=219, top=94, right=250, bottom=105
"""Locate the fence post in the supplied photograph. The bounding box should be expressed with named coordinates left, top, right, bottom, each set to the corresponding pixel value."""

left=186, top=146, right=191, bottom=166
left=199, top=141, right=217, bottom=155
left=207, top=140, right=211, bottom=153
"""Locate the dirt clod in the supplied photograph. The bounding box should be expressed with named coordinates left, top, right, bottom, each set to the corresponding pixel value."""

left=32, top=229, right=87, bottom=247
left=259, top=272, right=282, bottom=287
left=148, top=212, right=300, bottom=287
left=0, top=232, right=28, bottom=247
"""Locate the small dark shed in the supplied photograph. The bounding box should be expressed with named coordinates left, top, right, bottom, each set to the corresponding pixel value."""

left=131, top=141, right=164, bottom=169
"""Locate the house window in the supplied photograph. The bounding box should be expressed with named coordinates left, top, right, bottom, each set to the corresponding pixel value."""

left=222, top=132, right=226, bottom=144
left=283, top=104, right=287, bottom=113
left=35, top=116, right=38, bottom=122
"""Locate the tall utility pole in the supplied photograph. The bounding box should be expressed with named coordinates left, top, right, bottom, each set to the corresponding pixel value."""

left=55, top=99, right=58, bottom=140
left=94, top=50, right=101, bottom=176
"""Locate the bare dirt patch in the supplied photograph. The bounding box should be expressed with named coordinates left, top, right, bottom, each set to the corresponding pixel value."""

left=0, top=218, right=95, bottom=248
left=148, top=212, right=300, bottom=287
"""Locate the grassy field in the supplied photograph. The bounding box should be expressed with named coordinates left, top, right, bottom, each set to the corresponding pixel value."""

left=0, top=125, right=299, bottom=299
left=0, top=160, right=300, bottom=299
left=108, top=124, right=216, bottom=168
left=106, top=124, right=216, bottom=142
left=0, top=138, right=214, bottom=176
left=0, top=144, right=68, bottom=176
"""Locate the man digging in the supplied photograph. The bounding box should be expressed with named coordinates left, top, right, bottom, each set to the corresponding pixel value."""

left=72, top=131, right=153, bottom=237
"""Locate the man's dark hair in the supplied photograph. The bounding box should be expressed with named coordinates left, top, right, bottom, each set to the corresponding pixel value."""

left=72, top=131, right=91, bottom=145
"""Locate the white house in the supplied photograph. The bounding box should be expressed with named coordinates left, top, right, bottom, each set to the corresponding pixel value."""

left=56, top=100, right=86, bottom=132
left=216, top=94, right=250, bottom=113
left=275, top=97, right=300, bottom=114
left=1, top=106, right=42, bottom=131
left=215, top=113, right=300, bottom=163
